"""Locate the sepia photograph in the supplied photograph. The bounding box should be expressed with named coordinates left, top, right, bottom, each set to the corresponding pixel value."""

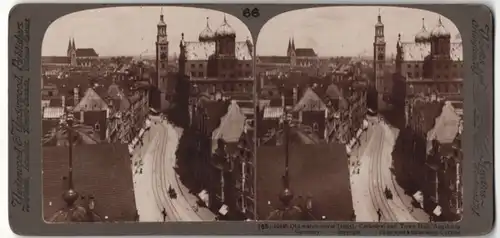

left=255, top=6, right=463, bottom=222
left=41, top=6, right=255, bottom=222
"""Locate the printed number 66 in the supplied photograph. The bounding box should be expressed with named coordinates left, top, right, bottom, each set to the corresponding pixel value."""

left=243, top=8, right=260, bottom=18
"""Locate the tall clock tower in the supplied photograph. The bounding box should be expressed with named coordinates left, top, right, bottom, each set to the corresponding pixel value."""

left=373, top=10, right=386, bottom=110
left=156, top=9, right=169, bottom=110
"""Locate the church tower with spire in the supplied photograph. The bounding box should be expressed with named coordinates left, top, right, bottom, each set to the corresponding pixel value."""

left=67, top=38, right=77, bottom=66
left=373, top=10, right=387, bottom=110
left=287, top=37, right=296, bottom=67
left=156, top=8, right=170, bottom=110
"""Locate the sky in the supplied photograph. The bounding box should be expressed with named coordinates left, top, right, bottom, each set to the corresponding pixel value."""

left=256, top=6, right=461, bottom=57
left=42, top=6, right=252, bottom=57
left=42, top=6, right=461, bottom=58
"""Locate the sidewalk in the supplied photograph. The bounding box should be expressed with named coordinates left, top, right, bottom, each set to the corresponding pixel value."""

left=349, top=124, right=378, bottom=221
left=132, top=126, right=163, bottom=222
left=348, top=124, right=374, bottom=175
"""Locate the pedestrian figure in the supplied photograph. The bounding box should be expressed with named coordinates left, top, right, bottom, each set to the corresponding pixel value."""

left=161, top=208, right=167, bottom=222
left=377, top=208, right=382, bottom=222
left=140, top=168, right=143, bottom=174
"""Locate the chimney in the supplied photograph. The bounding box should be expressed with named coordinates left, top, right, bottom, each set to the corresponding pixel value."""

left=293, top=87, right=298, bottom=105
left=73, top=87, right=79, bottom=105
left=61, top=95, right=66, bottom=109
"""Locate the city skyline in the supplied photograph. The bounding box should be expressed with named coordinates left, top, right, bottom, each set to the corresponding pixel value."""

left=42, top=6, right=252, bottom=57
left=256, top=6, right=461, bottom=57
left=42, top=6, right=461, bottom=58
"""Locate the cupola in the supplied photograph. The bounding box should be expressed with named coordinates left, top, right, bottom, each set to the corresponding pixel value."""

left=215, top=15, right=236, bottom=38
left=199, top=17, right=214, bottom=41
left=430, top=17, right=451, bottom=38
left=415, top=18, right=431, bottom=43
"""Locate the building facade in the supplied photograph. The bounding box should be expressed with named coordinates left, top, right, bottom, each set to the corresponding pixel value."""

left=392, top=17, right=463, bottom=111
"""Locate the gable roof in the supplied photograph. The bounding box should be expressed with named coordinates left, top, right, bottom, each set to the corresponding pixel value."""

left=184, top=41, right=252, bottom=61
left=76, top=48, right=99, bottom=57
left=42, top=56, right=70, bottom=65
left=43, top=143, right=136, bottom=222
left=185, top=42, right=215, bottom=61
left=400, top=42, right=462, bottom=61
left=73, top=88, right=109, bottom=112
left=212, top=100, right=247, bottom=147
left=427, top=101, right=461, bottom=152
left=295, top=48, right=317, bottom=57
left=235, top=41, right=253, bottom=60
left=293, top=87, right=327, bottom=112
left=257, top=56, right=290, bottom=64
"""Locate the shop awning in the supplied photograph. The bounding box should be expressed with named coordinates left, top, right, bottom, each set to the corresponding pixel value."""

left=433, top=205, right=442, bottom=216
left=218, top=204, right=228, bottom=216
left=346, top=145, right=352, bottom=155
left=413, top=191, right=424, bottom=205
left=356, top=128, right=363, bottom=138
left=362, top=119, right=369, bottom=129
left=138, top=128, right=145, bottom=138
left=128, top=145, right=134, bottom=155
left=198, top=190, right=209, bottom=206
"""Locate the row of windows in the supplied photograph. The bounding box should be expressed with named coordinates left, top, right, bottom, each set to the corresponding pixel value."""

left=189, top=71, right=252, bottom=78
left=406, top=63, right=463, bottom=69
left=407, top=72, right=461, bottom=78
left=220, top=72, right=252, bottom=78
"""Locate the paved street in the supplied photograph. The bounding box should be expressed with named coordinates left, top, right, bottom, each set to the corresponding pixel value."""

left=350, top=117, right=429, bottom=222
left=132, top=117, right=216, bottom=221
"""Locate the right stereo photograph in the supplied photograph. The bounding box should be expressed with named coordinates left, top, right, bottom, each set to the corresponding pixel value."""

left=254, top=6, right=463, bottom=222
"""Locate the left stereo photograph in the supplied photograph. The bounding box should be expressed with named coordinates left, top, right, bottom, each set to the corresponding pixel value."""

left=41, top=6, right=256, bottom=223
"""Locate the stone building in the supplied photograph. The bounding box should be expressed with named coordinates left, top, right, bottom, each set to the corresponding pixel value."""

left=392, top=17, right=463, bottom=115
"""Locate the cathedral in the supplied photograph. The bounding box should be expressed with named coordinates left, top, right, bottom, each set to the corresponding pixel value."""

left=65, top=38, right=99, bottom=67
left=41, top=37, right=99, bottom=73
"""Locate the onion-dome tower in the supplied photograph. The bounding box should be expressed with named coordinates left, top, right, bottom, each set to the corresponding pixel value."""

left=215, top=14, right=236, bottom=38
left=415, top=18, right=431, bottom=43
left=430, top=17, right=451, bottom=59
left=430, top=17, right=451, bottom=38
left=199, top=17, right=215, bottom=42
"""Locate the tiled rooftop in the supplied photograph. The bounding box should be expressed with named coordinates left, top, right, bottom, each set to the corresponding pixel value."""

left=43, top=107, right=65, bottom=119
left=401, top=42, right=462, bottom=61
left=256, top=143, right=352, bottom=220
left=43, top=143, right=136, bottom=222
left=184, top=41, right=253, bottom=61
